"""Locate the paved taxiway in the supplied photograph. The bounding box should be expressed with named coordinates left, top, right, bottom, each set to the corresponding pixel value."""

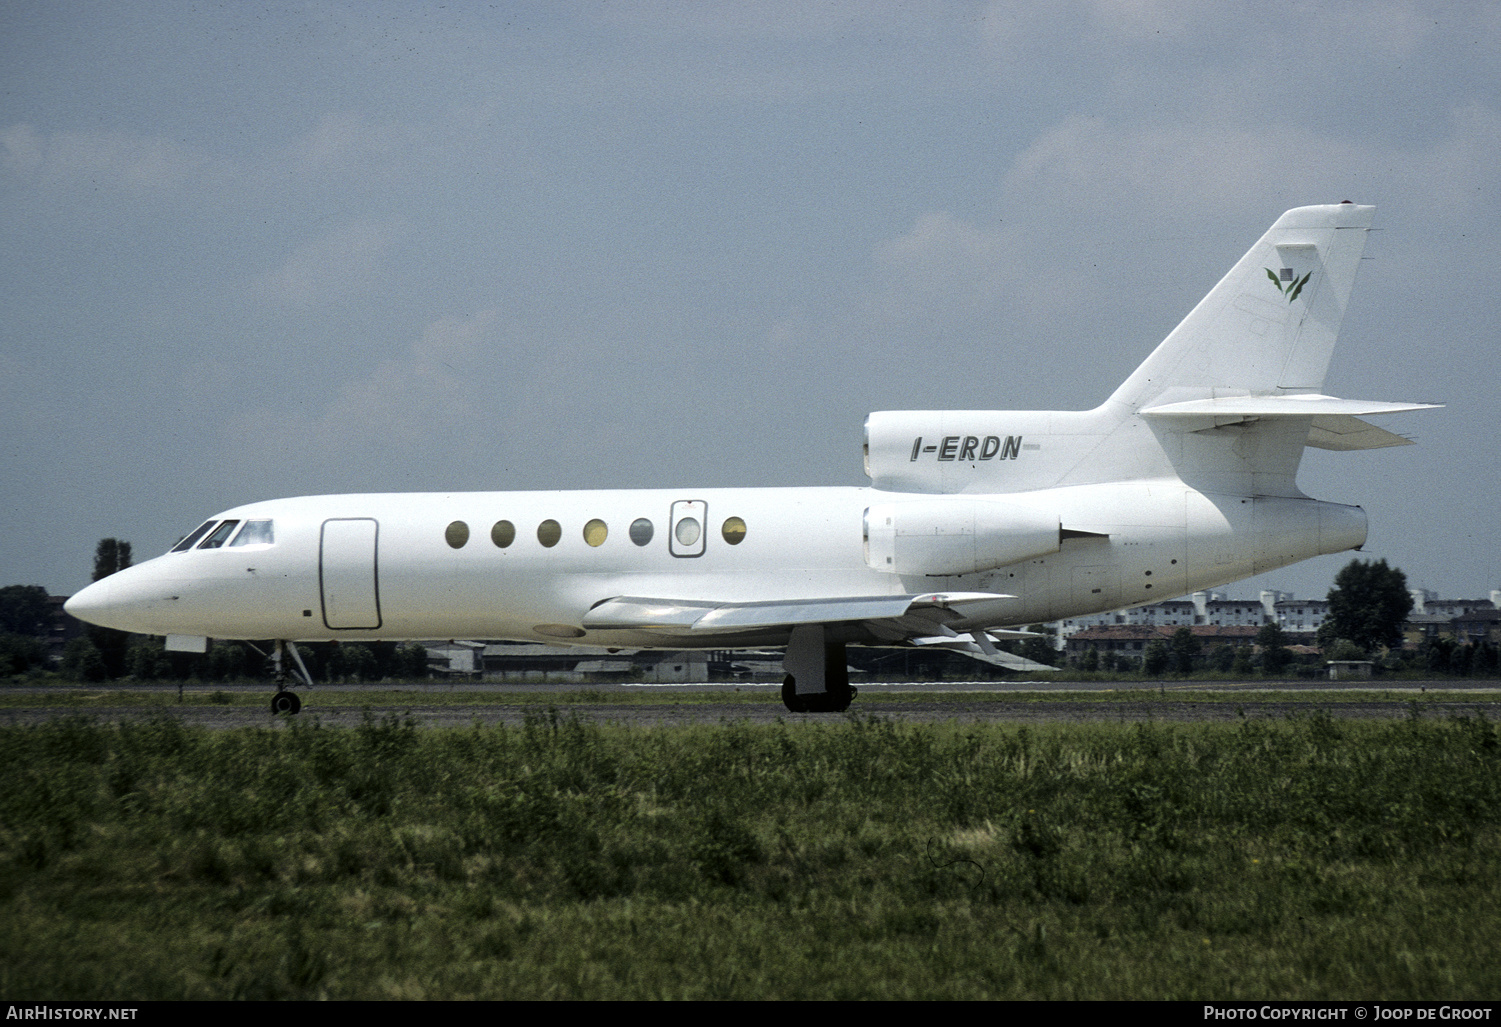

left=4, top=680, right=1497, bottom=729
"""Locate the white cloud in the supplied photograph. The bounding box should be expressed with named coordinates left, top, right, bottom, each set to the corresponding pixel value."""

left=0, top=124, right=43, bottom=177
left=981, top=0, right=1444, bottom=57
left=870, top=211, right=1014, bottom=316
left=831, top=93, right=1501, bottom=415
left=247, top=220, right=399, bottom=308
left=0, top=123, right=220, bottom=193
left=1002, top=108, right=1501, bottom=225
left=597, top=0, right=936, bottom=42
left=1005, top=116, right=1292, bottom=219
left=288, top=112, right=425, bottom=173
left=228, top=309, right=500, bottom=468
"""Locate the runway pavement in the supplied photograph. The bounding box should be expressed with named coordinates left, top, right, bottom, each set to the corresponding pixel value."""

left=4, top=679, right=1498, bottom=728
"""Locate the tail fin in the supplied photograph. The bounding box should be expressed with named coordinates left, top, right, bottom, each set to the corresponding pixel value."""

left=864, top=203, right=1438, bottom=498
left=1109, top=202, right=1374, bottom=411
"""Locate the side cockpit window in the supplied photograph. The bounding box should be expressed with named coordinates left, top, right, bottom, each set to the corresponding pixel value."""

left=198, top=520, right=241, bottom=549
left=171, top=521, right=218, bottom=553
left=229, top=520, right=274, bottom=547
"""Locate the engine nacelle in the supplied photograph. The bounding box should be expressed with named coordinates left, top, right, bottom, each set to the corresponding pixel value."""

left=863, top=498, right=1061, bottom=577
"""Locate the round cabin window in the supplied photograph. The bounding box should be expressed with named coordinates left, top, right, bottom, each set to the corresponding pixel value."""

left=491, top=520, right=515, bottom=548
left=445, top=521, right=470, bottom=549
left=721, top=516, right=746, bottom=545
left=537, top=519, right=562, bottom=548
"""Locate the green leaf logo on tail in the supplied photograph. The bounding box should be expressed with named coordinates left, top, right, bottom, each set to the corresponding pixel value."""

left=1266, top=268, right=1312, bottom=303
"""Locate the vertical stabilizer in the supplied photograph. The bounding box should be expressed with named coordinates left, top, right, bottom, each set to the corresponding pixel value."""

left=864, top=204, right=1404, bottom=498
left=1109, top=202, right=1374, bottom=412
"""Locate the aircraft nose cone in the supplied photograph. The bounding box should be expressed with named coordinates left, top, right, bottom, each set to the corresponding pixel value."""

left=64, top=576, right=124, bottom=629
left=64, top=563, right=189, bottom=634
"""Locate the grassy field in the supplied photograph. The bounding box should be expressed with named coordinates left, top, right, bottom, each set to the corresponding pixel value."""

left=2, top=710, right=1499, bottom=999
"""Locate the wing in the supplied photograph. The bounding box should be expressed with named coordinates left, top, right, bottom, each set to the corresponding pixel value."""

left=582, top=591, right=1013, bottom=639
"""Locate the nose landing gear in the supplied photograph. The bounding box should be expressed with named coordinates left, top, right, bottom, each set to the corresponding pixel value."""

left=269, top=640, right=314, bottom=715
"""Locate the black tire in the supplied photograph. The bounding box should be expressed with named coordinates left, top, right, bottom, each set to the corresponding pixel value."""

left=270, top=690, right=302, bottom=715
left=781, top=675, right=807, bottom=713
left=782, top=676, right=856, bottom=713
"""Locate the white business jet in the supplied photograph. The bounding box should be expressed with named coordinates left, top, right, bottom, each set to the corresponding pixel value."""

left=66, top=203, right=1437, bottom=713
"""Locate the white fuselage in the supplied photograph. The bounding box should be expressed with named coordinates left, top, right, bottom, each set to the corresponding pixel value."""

left=66, top=481, right=1366, bottom=648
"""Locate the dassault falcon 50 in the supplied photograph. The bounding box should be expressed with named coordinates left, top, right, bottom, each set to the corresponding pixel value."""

left=67, top=202, right=1438, bottom=713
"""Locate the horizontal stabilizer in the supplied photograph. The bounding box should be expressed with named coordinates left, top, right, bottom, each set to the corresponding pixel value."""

left=1141, top=394, right=1439, bottom=454
left=583, top=592, right=1012, bottom=634
left=1140, top=395, right=1441, bottom=419
left=1306, top=416, right=1416, bottom=451
left=909, top=636, right=1059, bottom=672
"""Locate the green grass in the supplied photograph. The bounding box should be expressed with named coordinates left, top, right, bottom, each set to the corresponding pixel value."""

left=2, top=712, right=1499, bottom=998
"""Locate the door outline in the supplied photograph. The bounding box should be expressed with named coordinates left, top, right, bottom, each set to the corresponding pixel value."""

left=320, top=518, right=382, bottom=630
left=669, top=500, right=707, bottom=558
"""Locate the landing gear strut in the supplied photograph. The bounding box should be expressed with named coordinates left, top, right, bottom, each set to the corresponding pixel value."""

left=780, top=625, right=856, bottom=713
left=269, top=640, right=314, bottom=716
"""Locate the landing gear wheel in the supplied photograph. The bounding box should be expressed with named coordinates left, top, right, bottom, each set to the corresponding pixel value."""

left=782, top=675, right=855, bottom=713
left=270, top=690, right=302, bottom=715
left=781, top=675, right=808, bottom=713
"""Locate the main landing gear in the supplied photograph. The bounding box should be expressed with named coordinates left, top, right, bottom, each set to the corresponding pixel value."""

left=780, top=624, right=857, bottom=713
left=269, top=640, right=314, bottom=716
left=781, top=675, right=856, bottom=713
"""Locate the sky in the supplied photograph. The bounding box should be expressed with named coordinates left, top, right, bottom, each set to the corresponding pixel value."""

left=2, top=1, right=1497, bottom=605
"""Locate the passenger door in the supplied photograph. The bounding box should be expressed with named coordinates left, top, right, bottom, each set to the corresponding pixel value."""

left=320, top=518, right=381, bottom=629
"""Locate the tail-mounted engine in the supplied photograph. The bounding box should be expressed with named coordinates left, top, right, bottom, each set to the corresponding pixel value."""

left=863, top=498, right=1061, bottom=577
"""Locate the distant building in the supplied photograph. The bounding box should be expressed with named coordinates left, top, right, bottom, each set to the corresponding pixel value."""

left=1200, top=598, right=1270, bottom=627
left=1057, top=591, right=1256, bottom=641
left=1452, top=610, right=1501, bottom=647
left=1272, top=598, right=1328, bottom=638
left=1059, top=591, right=1288, bottom=637
left=1402, top=614, right=1456, bottom=646
left=1065, top=624, right=1259, bottom=658
left=1402, top=592, right=1501, bottom=647
left=1056, top=586, right=1501, bottom=655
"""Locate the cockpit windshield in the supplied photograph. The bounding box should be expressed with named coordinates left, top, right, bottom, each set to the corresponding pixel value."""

left=229, top=520, right=274, bottom=547
left=198, top=520, right=241, bottom=549
left=171, top=521, right=218, bottom=553
left=169, top=518, right=276, bottom=552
